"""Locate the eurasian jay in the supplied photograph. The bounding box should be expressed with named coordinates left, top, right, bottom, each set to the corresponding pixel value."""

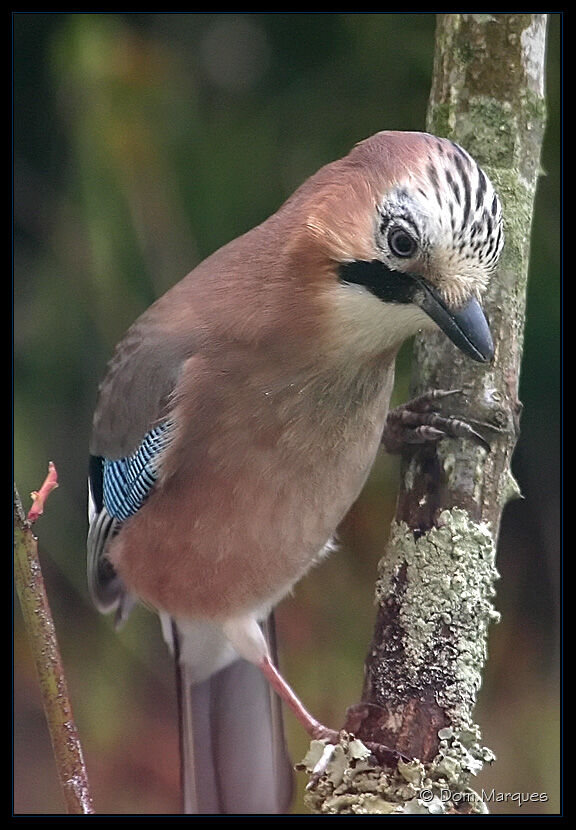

left=87, top=131, right=503, bottom=814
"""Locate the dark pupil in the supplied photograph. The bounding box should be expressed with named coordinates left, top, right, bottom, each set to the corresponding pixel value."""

left=389, top=230, right=415, bottom=257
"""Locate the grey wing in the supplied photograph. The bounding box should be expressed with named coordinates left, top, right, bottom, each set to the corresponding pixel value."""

left=88, top=301, right=199, bottom=623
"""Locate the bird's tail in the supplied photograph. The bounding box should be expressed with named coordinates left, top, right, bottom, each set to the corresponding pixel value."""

left=172, top=617, right=294, bottom=815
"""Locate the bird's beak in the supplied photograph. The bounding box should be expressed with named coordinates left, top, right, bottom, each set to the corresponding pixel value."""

left=339, top=260, right=494, bottom=364
left=411, top=278, right=494, bottom=363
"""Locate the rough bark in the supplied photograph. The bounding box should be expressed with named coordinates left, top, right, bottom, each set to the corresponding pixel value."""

left=303, top=14, right=548, bottom=815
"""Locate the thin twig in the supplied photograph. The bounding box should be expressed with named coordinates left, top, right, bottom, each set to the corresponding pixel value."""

left=14, top=474, right=94, bottom=814
left=27, top=460, right=59, bottom=523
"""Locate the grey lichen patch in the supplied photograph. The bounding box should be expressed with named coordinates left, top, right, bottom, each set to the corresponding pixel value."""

left=300, top=737, right=428, bottom=815
left=301, top=732, right=493, bottom=815
left=437, top=724, right=496, bottom=775
left=375, top=508, right=500, bottom=723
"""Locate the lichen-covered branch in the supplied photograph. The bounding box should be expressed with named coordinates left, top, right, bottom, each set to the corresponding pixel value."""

left=14, top=482, right=94, bottom=815
left=303, top=14, right=548, bottom=815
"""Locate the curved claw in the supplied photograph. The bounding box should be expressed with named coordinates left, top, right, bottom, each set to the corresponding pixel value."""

left=383, top=390, right=491, bottom=453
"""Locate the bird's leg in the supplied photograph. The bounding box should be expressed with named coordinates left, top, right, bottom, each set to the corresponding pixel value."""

left=224, top=615, right=406, bottom=762
left=259, top=656, right=340, bottom=743
left=382, top=389, right=491, bottom=453
left=223, top=614, right=340, bottom=741
left=259, top=656, right=408, bottom=765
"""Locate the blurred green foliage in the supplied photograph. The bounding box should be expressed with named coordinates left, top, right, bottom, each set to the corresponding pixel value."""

left=14, top=13, right=560, bottom=815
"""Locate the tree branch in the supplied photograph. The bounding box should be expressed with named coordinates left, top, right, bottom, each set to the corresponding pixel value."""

left=303, top=14, right=548, bottom=815
left=14, top=476, right=94, bottom=814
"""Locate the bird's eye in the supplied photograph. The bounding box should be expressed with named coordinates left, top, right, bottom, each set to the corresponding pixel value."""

left=388, top=228, right=417, bottom=258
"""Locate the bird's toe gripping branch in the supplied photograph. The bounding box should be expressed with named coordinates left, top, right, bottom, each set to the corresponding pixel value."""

left=382, top=390, right=491, bottom=454
left=260, top=656, right=409, bottom=769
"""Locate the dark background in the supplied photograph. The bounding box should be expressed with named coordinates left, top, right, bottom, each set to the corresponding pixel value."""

left=14, top=14, right=560, bottom=815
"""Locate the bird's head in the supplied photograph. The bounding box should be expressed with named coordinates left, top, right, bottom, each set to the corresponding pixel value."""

left=299, top=131, right=504, bottom=364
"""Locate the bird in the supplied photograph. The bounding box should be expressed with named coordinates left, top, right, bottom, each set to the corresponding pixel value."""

left=87, top=130, right=504, bottom=815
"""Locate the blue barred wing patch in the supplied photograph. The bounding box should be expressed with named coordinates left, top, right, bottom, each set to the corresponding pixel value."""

left=103, top=421, right=172, bottom=522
